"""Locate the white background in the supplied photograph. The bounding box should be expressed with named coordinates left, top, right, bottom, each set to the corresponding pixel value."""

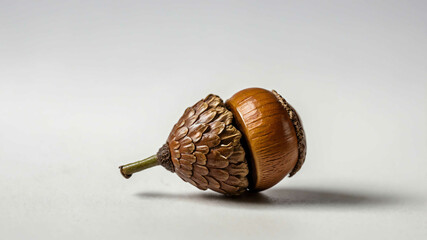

left=1, top=1, right=426, bottom=239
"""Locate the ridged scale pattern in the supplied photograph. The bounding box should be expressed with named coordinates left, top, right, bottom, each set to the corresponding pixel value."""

left=167, top=94, right=249, bottom=195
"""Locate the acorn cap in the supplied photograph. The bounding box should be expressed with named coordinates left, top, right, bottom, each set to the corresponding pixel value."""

left=165, top=94, right=249, bottom=195
left=225, top=88, right=307, bottom=191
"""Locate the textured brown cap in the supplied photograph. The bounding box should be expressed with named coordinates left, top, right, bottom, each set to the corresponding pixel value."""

left=166, top=94, right=249, bottom=195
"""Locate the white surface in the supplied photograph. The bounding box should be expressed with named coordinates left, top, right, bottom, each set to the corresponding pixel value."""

left=1, top=1, right=426, bottom=239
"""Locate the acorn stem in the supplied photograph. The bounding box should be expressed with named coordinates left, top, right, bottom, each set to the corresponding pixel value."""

left=119, top=155, right=159, bottom=179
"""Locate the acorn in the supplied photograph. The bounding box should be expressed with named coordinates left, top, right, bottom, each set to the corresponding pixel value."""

left=119, top=87, right=306, bottom=196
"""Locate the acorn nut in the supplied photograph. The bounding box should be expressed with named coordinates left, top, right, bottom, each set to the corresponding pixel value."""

left=119, top=87, right=307, bottom=196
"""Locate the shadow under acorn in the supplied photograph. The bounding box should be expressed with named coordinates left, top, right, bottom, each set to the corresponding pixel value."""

left=135, top=187, right=404, bottom=208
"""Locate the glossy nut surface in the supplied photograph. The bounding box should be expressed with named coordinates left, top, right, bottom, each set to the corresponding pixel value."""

left=225, top=88, right=299, bottom=191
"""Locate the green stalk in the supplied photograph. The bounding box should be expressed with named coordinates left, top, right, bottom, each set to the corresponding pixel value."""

left=119, top=155, right=159, bottom=179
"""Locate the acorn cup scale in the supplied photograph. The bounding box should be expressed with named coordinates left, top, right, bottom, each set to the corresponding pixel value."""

left=119, top=87, right=306, bottom=196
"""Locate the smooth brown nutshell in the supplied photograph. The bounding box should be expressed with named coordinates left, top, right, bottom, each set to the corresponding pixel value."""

left=226, top=88, right=302, bottom=191
left=167, top=94, right=249, bottom=195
